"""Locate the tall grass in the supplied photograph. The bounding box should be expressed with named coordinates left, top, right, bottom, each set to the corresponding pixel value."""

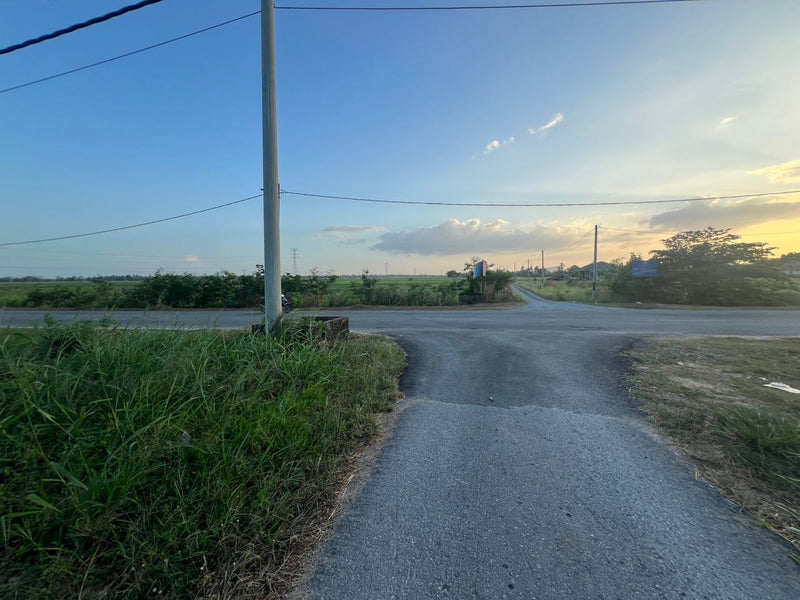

left=0, top=321, right=404, bottom=599
left=714, top=406, right=800, bottom=491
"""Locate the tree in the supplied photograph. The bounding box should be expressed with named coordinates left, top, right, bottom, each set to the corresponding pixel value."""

left=651, top=228, right=780, bottom=304
left=610, top=228, right=793, bottom=305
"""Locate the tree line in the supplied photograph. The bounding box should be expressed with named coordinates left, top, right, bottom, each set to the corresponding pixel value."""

left=608, top=228, right=799, bottom=305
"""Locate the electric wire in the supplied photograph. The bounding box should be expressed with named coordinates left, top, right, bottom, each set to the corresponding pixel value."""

left=601, top=226, right=800, bottom=236
left=600, top=226, right=676, bottom=234
left=0, top=11, right=260, bottom=95
left=0, top=0, right=166, bottom=56
left=3, top=187, right=797, bottom=248
left=0, top=1, right=702, bottom=94
left=275, top=1, right=702, bottom=11
left=280, top=188, right=800, bottom=208
left=0, top=194, right=262, bottom=247
left=544, top=229, right=594, bottom=253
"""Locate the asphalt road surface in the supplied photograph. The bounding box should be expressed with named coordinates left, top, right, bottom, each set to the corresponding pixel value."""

left=3, top=291, right=800, bottom=599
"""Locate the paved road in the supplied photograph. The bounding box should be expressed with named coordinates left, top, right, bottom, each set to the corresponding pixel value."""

left=3, top=294, right=800, bottom=598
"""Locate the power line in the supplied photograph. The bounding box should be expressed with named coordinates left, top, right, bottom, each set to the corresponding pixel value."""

left=601, top=226, right=675, bottom=234
left=0, top=11, right=260, bottom=95
left=280, top=188, right=800, bottom=208
left=0, top=194, right=262, bottom=247
left=275, top=1, right=702, bottom=11
left=545, top=229, right=594, bottom=253
left=0, top=0, right=166, bottom=57
left=601, top=226, right=800, bottom=236
left=0, top=2, right=702, bottom=94
left=4, top=187, right=797, bottom=248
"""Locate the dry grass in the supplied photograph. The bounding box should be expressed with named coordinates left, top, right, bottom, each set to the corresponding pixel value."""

left=626, top=337, right=800, bottom=554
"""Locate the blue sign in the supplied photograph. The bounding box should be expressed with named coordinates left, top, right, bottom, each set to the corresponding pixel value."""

left=632, top=259, right=658, bottom=278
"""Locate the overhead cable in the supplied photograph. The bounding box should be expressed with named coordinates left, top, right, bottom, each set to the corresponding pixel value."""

left=601, top=226, right=800, bottom=236
left=0, top=0, right=166, bottom=56
left=0, top=11, right=259, bottom=95
left=545, top=229, right=594, bottom=253
left=4, top=187, right=797, bottom=247
left=0, top=194, right=262, bottom=247
left=1, top=1, right=701, bottom=93
left=275, top=1, right=701, bottom=11
left=280, top=188, right=800, bottom=208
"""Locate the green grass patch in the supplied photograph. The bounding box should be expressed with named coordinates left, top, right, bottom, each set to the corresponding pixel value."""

left=292, top=276, right=468, bottom=308
left=515, top=278, right=614, bottom=303
left=626, top=337, right=800, bottom=552
left=0, top=320, right=405, bottom=598
left=0, top=281, right=139, bottom=308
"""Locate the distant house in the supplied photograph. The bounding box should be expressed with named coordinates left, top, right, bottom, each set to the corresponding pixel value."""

left=577, top=261, right=614, bottom=281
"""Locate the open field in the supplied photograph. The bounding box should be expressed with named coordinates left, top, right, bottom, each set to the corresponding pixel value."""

left=0, top=321, right=405, bottom=599
left=0, top=281, right=138, bottom=308
left=327, top=276, right=453, bottom=291
left=515, top=278, right=614, bottom=303
left=289, top=275, right=473, bottom=308
left=0, top=277, right=466, bottom=309
left=626, top=337, right=800, bottom=554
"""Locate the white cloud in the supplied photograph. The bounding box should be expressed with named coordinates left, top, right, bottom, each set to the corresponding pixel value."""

left=717, top=116, right=737, bottom=128
left=184, top=255, right=200, bottom=263
left=540, top=113, right=564, bottom=130
left=484, top=137, right=515, bottom=154
left=530, top=113, right=564, bottom=135
left=372, top=219, right=586, bottom=256
left=747, top=158, right=800, bottom=183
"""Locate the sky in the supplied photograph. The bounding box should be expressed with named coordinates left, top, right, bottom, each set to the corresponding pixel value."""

left=1, top=0, right=799, bottom=278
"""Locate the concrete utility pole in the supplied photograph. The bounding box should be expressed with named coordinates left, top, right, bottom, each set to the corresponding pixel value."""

left=262, top=0, right=281, bottom=332
left=592, top=224, right=598, bottom=301
left=541, top=250, right=545, bottom=286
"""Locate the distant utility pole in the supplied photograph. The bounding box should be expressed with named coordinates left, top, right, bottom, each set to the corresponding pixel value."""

left=385, top=262, right=388, bottom=276
left=261, top=0, right=281, bottom=332
left=592, top=224, right=598, bottom=301
left=541, top=250, right=545, bottom=286
left=291, top=248, right=298, bottom=275
left=527, top=258, right=531, bottom=279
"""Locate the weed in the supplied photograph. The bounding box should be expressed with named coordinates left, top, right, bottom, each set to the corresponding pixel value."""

left=0, top=322, right=405, bottom=598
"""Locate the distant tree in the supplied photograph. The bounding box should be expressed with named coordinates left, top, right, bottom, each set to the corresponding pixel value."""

left=463, top=256, right=493, bottom=275
left=610, top=228, right=794, bottom=305
left=446, top=270, right=460, bottom=278
left=652, top=228, right=778, bottom=304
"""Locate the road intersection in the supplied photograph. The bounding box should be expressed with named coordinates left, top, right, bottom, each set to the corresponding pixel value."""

left=2, top=292, right=799, bottom=598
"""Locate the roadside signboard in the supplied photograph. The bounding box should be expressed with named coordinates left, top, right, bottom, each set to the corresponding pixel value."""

left=474, top=259, right=488, bottom=279
left=632, top=259, right=659, bottom=278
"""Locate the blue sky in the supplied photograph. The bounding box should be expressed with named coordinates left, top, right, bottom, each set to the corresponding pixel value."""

left=2, top=0, right=799, bottom=278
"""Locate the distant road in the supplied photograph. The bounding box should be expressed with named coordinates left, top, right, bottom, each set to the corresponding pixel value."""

left=3, top=296, right=800, bottom=599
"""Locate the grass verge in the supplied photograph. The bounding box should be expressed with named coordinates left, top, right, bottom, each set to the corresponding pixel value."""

left=0, top=320, right=405, bottom=599
left=514, top=279, right=614, bottom=303
left=625, top=337, right=800, bottom=553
